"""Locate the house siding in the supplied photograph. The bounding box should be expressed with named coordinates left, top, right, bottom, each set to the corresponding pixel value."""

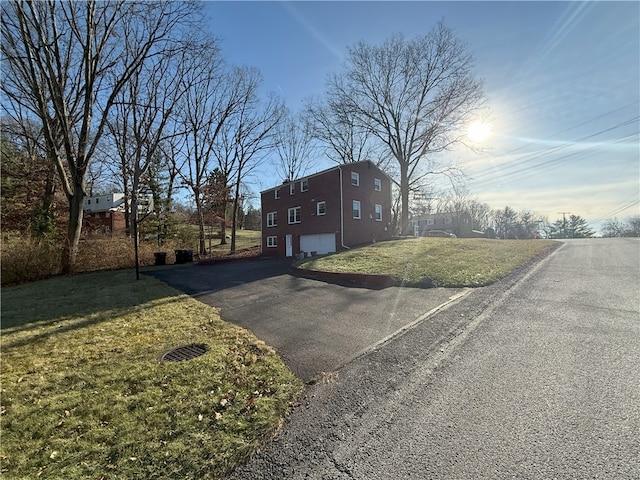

left=261, top=161, right=392, bottom=257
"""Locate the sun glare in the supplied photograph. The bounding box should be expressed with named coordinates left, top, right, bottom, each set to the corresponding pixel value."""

left=467, top=121, right=492, bottom=143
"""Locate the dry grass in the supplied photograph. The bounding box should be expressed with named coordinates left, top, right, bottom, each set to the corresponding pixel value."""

left=1, top=270, right=303, bottom=479
left=1, top=230, right=262, bottom=286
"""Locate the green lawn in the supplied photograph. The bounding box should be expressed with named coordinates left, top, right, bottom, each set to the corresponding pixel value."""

left=0, top=270, right=303, bottom=479
left=298, top=237, right=558, bottom=287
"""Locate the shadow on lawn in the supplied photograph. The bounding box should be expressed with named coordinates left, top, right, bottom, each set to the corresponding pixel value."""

left=0, top=269, right=182, bottom=337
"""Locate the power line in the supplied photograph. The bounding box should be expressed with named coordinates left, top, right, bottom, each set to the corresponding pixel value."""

left=494, top=100, right=640, bottom=159
left=470, top=132, right=638, bottom=188
left=471, top=116, right=639, bottom=181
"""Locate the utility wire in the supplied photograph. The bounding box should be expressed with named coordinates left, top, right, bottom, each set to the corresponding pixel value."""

left=471, top=116, right=639, bottom=181
left=494, top=100, right=640, bottom=159
left=470, top=132, right=638, bottom=187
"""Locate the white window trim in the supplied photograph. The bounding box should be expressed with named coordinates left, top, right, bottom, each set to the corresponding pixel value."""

left=301, top=179, right=308, bottom=192
left=288, top=206, right=301, bottom=224
left=290, top=183, right=295, bottom=195
left=317, top=201, right=326, bottom=216
left=351, top=172, right=360, bottom=186
left=352, top=200, right=361, bottom=219
left=267, top=211, right=277, bottom=227
left=374, top=178, right=382, bottom=191
left=267, top=236, right=278, bottom=247
left=275, top=189, right=280, bottom=199
left=375, top=204, right=382, bottom=221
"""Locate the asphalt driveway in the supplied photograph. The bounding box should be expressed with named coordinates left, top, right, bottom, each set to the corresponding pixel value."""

left=143, top=258, right=467, bottom=381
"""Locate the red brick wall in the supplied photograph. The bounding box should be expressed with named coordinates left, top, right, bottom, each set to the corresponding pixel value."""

left=261, top=161, right=392, bottom=257
left=340, top=162, right=392, bottom=246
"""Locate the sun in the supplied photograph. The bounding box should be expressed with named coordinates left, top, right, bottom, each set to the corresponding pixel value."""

left=467, top=121, right=492, bottom=143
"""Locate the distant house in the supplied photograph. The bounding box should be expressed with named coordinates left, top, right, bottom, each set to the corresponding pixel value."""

left=82, top=193, right=153, bottom=235
left=411, top=211, right=477, bottom=238
left=261, top=160, right=392, bottom=257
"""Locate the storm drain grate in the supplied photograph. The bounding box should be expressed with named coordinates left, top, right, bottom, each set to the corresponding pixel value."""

left=158, top=343, right=208, bottom=363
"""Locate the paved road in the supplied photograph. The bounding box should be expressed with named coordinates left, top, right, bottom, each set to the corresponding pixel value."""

left=227, top=238, right=640, bottom=479
left=143, top=258, right=467, bottom=381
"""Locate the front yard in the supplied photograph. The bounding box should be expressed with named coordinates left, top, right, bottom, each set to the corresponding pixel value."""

left=0, top=270, right=302, bottom=479
left=298, top=237, right=558, bottom=287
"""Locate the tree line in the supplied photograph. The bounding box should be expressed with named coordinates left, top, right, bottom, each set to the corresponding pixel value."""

left=2, top=1, right=489, bottom=273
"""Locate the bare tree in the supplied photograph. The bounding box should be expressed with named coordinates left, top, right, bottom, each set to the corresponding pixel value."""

left=107, top=36, right=194, bottom=278
left=323, top=23, right=485, bottom=234
left=1, top=0, right=198, bottom=272
left=273, top=109, right=316, bottom=182
left=180, top=46, right=247, bottom=256
left=305, top=96, right=380, bottom=165
left=214, top=68, right=284, bottom=252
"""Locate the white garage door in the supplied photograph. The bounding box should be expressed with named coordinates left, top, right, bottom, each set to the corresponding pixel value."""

left=300, top=233, right=336, bottom=255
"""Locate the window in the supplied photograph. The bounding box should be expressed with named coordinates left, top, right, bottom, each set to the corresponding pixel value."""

left=351, top=172, right=360, bottom=186
left=87, top=199, right=91, bottom=205
left=301, top=179, right=308, bottom=192
left=374, top=178, right=382, bottom=191
left=96, top=198, right=99, bottom=203
left=352, top=200, right=361, bottom=219
left=267, top=211, right=277, bottom=227
left=444, top=217, right=452, bottom=224
left=426, top=218, right=435, bottom=225
left=267, top=236, right=277, bottom=247
left=275, top=189, right=280, bottom=199
left=317, top=201, right=326, bottom=216
left=375, top=204, right=382, bottom=221
left=290, top=183, right=295, bottom=195
left=288, top=206, right=301, bottom=224
left=105, top=212, right=111, bottom=218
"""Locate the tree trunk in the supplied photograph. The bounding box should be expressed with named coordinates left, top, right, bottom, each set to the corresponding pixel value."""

left=194, top=194, right=206, bottom=256
left=230, top=181, right=241, bottom=253
left=219, top=197, right=227, bottom=245
left=61, top=189, right=85, bottom=274
left=400, top=163, right=410, bottom=235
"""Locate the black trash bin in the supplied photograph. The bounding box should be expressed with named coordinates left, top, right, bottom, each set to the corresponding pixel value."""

left=154, top=252, right=167, bottom=266
left=174, top=249, right=193, bottom=264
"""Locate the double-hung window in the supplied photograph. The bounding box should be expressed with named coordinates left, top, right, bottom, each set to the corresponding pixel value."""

left=290, top=183, right=295, bottom=195
left=351, top=172, right=360, bottom=186
left=275, top=189, right=280, bottom=199
left=267, top=211, right=277, bottom=227
left=301, top=179, right=308, bottom=192
left=317, top=201, right=326, bottom=216
left=288, top=206, right=301, bottom=224
left=352, top=200, right=361, bottom=219
left=375, top=204, right=382, bottom=221
left=374, top=178, right=382, bottom=191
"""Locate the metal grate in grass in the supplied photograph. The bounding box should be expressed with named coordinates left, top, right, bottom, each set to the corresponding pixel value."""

left=158, top=343, right=208, bottom=363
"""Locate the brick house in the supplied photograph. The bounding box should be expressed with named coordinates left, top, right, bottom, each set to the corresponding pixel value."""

left=82, top=192, right=153, bottom=235
left=261, top=160, right=393, bottom=257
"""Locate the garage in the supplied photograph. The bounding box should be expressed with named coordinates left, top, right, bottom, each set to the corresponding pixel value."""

left=300, top=233, right=336, bottom=255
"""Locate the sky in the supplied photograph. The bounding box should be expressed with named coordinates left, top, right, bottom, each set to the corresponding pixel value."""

left=202, top=1, right=639, bottom=233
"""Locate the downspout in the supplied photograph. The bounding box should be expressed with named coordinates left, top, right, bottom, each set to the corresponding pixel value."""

left=338, top=166, right=350, bottom=250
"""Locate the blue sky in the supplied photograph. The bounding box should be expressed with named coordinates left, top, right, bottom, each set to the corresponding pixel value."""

left=203, top=1, right=639, bottom=232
